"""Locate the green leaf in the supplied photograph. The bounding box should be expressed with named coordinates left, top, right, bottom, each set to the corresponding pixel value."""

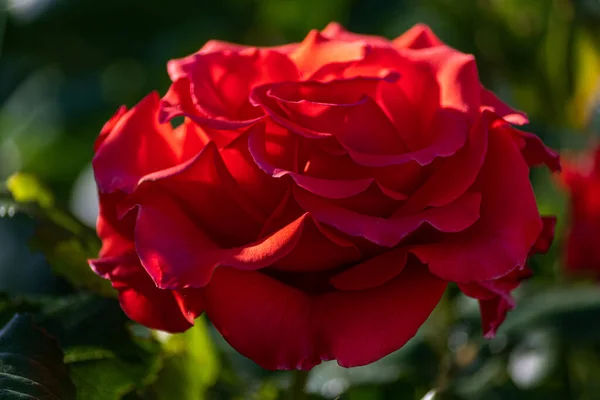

left=35, top=235, right=115, bottom=298
left=0, top=314, right=76, bottom=400
left=3, top=172, right=115, bottom=298
left=6, top=173, right=54, bottom=209
left=67, top=346, right=162, bottom=400
left=43, top=294, right=163, bottom=399
left=0, top=293, right=164, bottom=399
left=147, top=317, right=220, bottom=399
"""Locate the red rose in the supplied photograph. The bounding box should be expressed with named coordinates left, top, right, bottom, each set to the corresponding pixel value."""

left=559, top=146, right=600, bottom=277
left=90, top=23, right=559, bottom=370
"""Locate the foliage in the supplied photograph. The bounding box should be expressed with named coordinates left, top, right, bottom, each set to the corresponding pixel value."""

left=0, top=314, right=76, bottom=400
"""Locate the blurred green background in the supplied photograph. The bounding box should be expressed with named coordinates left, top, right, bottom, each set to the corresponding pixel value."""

left=1, top=0, right=600, bottom=399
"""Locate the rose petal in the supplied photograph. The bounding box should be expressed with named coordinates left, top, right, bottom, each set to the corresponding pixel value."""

left=137, top=141, right=265, bottom=245
left=330, top=248, right=408, bottom=291
left=93, top=93, right=181, bottom=193
left=160, top=77, right=263, bottom=131
left=169, top=49, right=299, bottom=125
left=133, top=186, right=330, bottom=288
left=168, top=42, right=252, bottom=81
left=203, top=263, right=447, bottom=370
left=172, top=290, right=206, bottom=325
left=343, top=107, right=470, bottom=167
left=290, top=29, right=368, bottom=78
left=478, top=297, right=512, bottom=338
left=221, top=124, right=288, bottom=214
left=403, top=46, right=481, bottom=118
left=393, top=24, right=444, bottom=50
left=97, top=192, right=136, bottom=258
left=171, top=117, right=212, bottom=161
left=501, top=122, right=561, bottom=172
left=376, top=81, right=429, bottom=151
left=480, top=88, right=529, bottom=125
left=295, top=187, right=481, bottom=247
left=459, top=266, right=532, bottom=338
left=251, top=75, right=407, bottom=156
left=168, top=41, right=298, bottom=81
left=248, top=123, right=407, bottom=200
left=308, top=45, right=400, bottom=82
left=396, top=109, right=491, bottom=214
left=530, top=216, right=556, bottom=255
left=320, top=22, right=392, bottom=47
left=90, top=255, right=201, bottom=332
left=412, top=127, right=544, bottom=282
left=269, top=217, right=362, bottom=272
left=94, top=106, right=127, bottom=152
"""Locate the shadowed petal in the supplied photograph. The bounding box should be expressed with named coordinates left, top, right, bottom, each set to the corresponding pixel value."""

left=412, top=128, right=544, bottom=282
left=203, top=263, right=446, bottom=370
left=295, top=187, right=481, bottom=247
left=90, top=255, right=202, bottom=332
left=330, top=248, right=408, bottom=291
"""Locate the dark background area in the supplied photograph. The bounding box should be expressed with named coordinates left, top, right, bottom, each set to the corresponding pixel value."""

left=1, top=0, right=600, bottom=399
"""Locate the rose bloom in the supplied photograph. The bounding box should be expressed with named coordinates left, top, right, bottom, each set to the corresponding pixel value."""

left=560, top=145, right=600, bottom=277
left=90, top=23, right=559, bottom=370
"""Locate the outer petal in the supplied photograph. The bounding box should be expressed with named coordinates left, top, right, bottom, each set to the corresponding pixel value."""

left=93, top=93, right=180, bottom=194
left=168, top=40, right=298, bottom=81
left=94, top=106, right=127, bottom=152
left=459, top=266, right=532, bottom=337
left=412, top=127, right=544, bottom=282
left=500, top=122, right=561, bottom=172
left=289, top=30, right=368, bottom=78
left=90, top=255, right=202, bottom=332
left=132, top=189, right=315, bottom=289
left=404, top=46, right=481, bottom=118
left=480, top=88, right=529, bottom=126
left=308, top=45, right=405, bottom=82
left=320, top=22, right=392, bottom=47
left=137, top=141, right=265, bottom=245
left=393, top=24, right=444, bottom=50
left=168, top=41, right=251, bottom=81
left=202, top=263, right=447, bottom=370
left=478, top=297, right=513, bottom=338
left=530, top=216, right=556, bottom=256
left=96, top=192, right=136, bottom=258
